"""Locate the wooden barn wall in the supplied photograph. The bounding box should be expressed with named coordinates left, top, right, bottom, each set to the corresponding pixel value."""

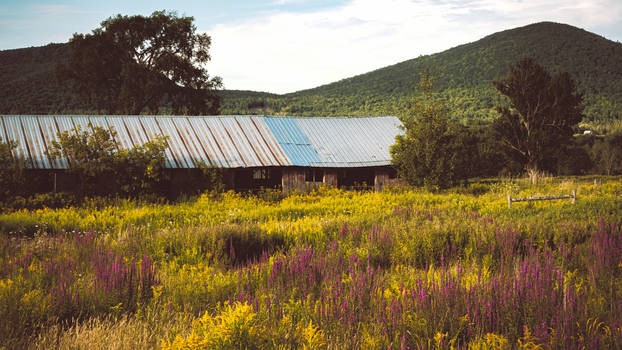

left=282, top=168, right=306, bottom=192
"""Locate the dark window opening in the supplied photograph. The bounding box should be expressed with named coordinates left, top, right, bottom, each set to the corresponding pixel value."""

left=305, top=169, right=322, bottom=182
left=339, top=168, right=375, bottom=189
left=253, top=169, right=269, bottom=180
left=388, top=167, right=398, bottom=179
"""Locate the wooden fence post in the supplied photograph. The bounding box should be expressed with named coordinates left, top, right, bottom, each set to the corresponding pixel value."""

left=507, top=194, right=512, bottom=209
left=572, top=189, right=576, bottom=204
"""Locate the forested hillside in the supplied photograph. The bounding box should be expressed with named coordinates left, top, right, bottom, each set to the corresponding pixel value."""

left=1, top=22, right=621, bottom=128
left=0, top=43, right=84, bottom=114
left=222, top=22, right=622, bottom=127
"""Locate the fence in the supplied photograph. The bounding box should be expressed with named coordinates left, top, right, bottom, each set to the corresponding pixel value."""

left=507, top=190, right=576, bottom=208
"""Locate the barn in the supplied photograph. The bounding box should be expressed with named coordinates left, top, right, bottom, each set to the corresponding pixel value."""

left=0, top=115, right=403, bottom=192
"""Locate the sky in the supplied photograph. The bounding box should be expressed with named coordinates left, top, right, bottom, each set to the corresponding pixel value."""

left=1, top=0, right=621, bottom=94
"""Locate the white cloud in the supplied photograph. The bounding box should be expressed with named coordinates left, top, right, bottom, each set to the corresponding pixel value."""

left=205, top=0, right=622, bottom=93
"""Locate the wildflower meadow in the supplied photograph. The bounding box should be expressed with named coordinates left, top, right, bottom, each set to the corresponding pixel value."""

left=0, top=176, right=621, bottom=349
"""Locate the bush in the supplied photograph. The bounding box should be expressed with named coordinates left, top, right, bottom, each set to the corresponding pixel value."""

left=161, top=302, right=266, bottom=350
left=48, top=124, right=170, bottom=198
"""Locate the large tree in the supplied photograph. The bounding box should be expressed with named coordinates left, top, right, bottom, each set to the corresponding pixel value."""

left=492, top=58, right=584, bottom=173
left=57, top=10, right=222, bottom=115
left=390, top=72, right=462, bottom=190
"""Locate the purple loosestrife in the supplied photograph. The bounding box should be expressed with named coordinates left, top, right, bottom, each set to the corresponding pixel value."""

left=590, top=219, right=621, bottom=278
left=492, top=224, right=526, bottom=265
left=382, top=246, right=588, bottom=347
left=139, top=254, right=158, bottom=300
left=46, top=256, right=78, bottom=318
left=392, top=205, right=413, bottom=220
left=91, top=248, right=158, bottom=310
left=239, top=231, right=387, bottom=331
left=18, top=250, right=31, bottom=269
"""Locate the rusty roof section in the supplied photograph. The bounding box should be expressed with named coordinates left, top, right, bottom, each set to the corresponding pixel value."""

left=0, top=115, right=402, bottom=169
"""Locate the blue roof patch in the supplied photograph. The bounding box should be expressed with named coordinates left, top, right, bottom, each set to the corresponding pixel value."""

left=263, top=117, right=322, bottom=166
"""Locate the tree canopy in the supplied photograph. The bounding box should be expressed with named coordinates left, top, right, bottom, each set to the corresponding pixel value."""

left=492, top=58, right=584, bottom=172
left=390, top=72, right=461, bottom=190
left=56, top=10, right=222, bottom=115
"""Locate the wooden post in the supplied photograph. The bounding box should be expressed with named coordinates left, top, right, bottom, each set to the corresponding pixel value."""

left=572, top=189, right=576, bottom=204
left=507, top=194, right=512, bottom=209
left=53, top=172, right=57, bottom=193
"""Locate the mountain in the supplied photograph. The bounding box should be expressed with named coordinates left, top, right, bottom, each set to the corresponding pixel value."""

left=0, top=43, right=83, bottom=114
left=1, top=22, right=621, bottom=127
left=222, top=22, right=622, bottom=126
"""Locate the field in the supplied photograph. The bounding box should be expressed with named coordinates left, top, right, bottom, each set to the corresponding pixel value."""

left=1, top=177, right=621, bottom=349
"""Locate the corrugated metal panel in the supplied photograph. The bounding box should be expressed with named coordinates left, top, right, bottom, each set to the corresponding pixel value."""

left=121, top=116, right=150, bottom=146
left=2, top=116, right=31, bottom=167
left=134, top=116, right=176, bottom=168
left=71, top=116, right=93, bottom=135
left=100, top=116, right=133, bottom=150
left=37, top=116, right=67, bottom=168
left=186, top=118, right=228, bottom=168
left=263, top=117, right=321, bottom=166
left=154, top=117, right=193, bottom=168
left=173, top=117, right=209, bottom=167
left=83, top=115, right=109, bottom=133
left=53, top=116, right=76, bottom=136
left=295, top=116, right=402, bottom=167
left=218, top=117, right=263, bottom=167
left=234, top=116, right=286, bottom=166
left=0, top=117, right=7, bottom=144
left=250, top=116, right=291, bottom=166
left=21, top=117, right=50, bottom=169
left=0, top=115, right=402, bottom=170
left=202, top=118, right=245, bottom=168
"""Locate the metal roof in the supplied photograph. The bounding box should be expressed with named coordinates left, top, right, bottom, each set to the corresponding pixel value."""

left=263, top=117, right=322, bottom=166
left=0, top=115, right=402, bottom=169
left=295, top=116, right=403, bottom=167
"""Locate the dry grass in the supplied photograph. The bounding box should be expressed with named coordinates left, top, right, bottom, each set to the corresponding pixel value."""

left=527, top=168, right=553, bottom=185
left=30, top=311, right=191, bottom=350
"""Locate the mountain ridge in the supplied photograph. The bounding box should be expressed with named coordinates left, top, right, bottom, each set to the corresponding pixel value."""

left=1, top=22, right=621, bottom=125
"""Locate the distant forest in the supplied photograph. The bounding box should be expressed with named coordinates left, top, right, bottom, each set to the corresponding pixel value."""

left=1, top=22, right=622, bottom=132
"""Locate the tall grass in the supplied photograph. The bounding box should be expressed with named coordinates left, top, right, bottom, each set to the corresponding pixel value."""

left=0, top=177, right=620, bottom=348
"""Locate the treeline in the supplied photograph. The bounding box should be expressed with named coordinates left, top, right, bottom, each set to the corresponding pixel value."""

left=221, top=89, right=621, bottom=129
left=220, top=88, right=504, bottom=122
left=433, top=126, right=622, bottom=178
left=391, top=59, right=622, bottom=190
